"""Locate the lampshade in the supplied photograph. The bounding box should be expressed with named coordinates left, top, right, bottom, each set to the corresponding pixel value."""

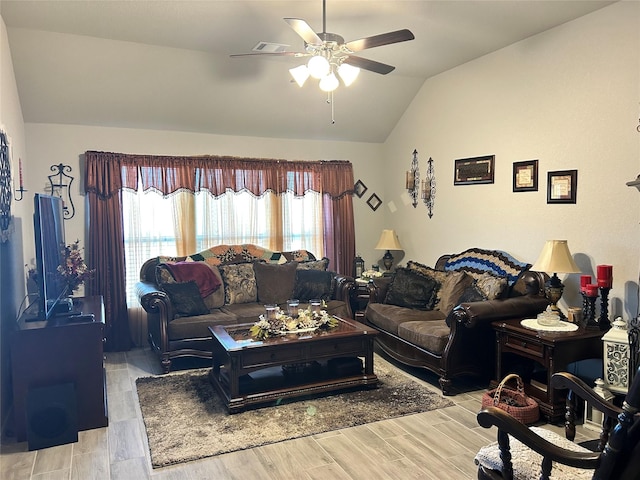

left=319, top=72, right=339, bottom=92
left=337, top=63, right=360, bottom=86
left=375, top=229, right=403, bottom=251
left=289, top=65, right=309, bottom=87
left=530, top=240, right=580, bottom=274
left=307, top=55, right=330, bottom=79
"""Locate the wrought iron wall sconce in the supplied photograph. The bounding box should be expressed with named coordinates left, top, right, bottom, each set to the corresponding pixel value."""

left=0, top=131, right=12, bottom=234
left=405, top=149, right=419, bottom=208
left=422, top=157, right=436, bottom=218
left=48, top=163, right=75, bottom=219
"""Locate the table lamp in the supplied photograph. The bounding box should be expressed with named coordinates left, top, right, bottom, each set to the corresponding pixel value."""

left=530, top=239, right=581, bottom=318
left=375, top=229, right=403, bottom=272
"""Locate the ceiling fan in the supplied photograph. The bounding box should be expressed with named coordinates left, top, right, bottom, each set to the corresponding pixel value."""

left=230, top=0, right=415, bottom=92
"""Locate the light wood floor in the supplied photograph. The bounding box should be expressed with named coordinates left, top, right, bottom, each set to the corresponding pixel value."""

left=1, top=347, right=598, bottom=480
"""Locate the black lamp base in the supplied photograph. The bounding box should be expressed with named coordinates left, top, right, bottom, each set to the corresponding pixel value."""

left=382, top=250, right=394, bottom=271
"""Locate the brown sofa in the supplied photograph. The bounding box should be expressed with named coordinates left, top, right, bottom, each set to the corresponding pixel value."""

left=364, top=248, right=549, bottom=395
left=135, top=244, right=354, bottom=373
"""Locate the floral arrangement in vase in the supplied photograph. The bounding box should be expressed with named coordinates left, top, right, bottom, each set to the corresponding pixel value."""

left=361, top=269, right=383, bottom=279
left=58, top=239, right=94, bottom=294
left=250, top=301, right=338, bottom=340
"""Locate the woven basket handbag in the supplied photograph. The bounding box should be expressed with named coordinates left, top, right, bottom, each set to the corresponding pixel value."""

left=481, top=373, right=540, bottom=424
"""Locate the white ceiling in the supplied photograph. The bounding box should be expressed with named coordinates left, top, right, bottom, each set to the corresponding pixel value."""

left=1, top=0, right=615, bottom=143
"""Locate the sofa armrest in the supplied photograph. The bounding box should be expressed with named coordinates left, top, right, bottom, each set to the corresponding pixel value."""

left=452, top=295, right=549, bottom=328
left=135, top=281, right=174, bottom=353
left=333, top=274, right=355, bottom=301
left=135, top=281, right=172, bottom=314
left=369, top=276, right=392, bottom=303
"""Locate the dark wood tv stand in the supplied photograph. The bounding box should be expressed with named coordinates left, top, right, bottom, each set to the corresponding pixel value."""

left=11, top=295, right=108, bottom=442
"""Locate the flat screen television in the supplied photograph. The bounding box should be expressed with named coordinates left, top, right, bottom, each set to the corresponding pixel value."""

left=33, top=193, right=69, bottom=319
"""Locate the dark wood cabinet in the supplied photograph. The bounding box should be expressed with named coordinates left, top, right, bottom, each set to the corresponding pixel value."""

left=11, top=296, right=108, bottom=442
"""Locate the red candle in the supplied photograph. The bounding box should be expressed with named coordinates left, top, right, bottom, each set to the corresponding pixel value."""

left=580, top=275, right=592, bottom=292
left=585, top=284, right=599, bottom=297
left=19, top=158, right=23, bottom=188
left=596, top=265, right=613, bottom=288
left=585, top=283, right=598, bottom=297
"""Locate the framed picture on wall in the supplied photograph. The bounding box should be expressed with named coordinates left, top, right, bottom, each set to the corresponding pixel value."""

left=354, top=179, right=368, bottom=198
left=454, top=155, right=495, bottom=185
left=513, top=160, right=538, bottom=192
left=547, top=169, right=577, bottom=204
left=367, top=193, right=382, bottom=211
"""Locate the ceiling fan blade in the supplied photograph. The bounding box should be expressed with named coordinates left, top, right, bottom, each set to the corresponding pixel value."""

left=345, top=29, right=415, bottom=52
left=284, top=18, right=323, bottom=45
left=230, top=52, right=304, bottom=58
left=343, top=55, right=395, bottom=75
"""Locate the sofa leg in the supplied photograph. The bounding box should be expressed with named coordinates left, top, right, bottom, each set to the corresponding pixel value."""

left=161, top=355, right=171, bottom=374
left=439, top=377, right=453, bottom=396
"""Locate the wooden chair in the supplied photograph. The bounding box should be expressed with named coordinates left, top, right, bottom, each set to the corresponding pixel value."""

left=475, top=366, right=640, bottom=480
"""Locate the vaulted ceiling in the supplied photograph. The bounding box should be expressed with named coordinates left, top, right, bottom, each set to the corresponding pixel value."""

left=1, top=1, right=614, bottom=142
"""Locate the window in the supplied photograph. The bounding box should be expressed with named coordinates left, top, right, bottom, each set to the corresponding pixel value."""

left=85, top=150, right=354, bottom=347
left=122, top=185, right=324, bottom=306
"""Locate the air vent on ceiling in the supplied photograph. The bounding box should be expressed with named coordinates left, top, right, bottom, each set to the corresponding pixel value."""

left=252, top=42, right=290, bottom=53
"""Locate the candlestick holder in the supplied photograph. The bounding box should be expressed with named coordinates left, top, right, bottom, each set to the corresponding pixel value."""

left=14, top=184, right=27, bottom=201
left=406, top=149, right=419, bottom=208
left=598, top=287, right=611, bottom=331
left=582, top=292, right=599, bottom=329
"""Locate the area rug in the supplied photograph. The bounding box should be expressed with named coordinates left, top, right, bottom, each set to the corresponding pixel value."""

left=136, top=355, right=453, bottom=468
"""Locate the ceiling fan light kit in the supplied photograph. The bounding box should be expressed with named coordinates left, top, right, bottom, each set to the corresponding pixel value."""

left=232, top=0, right=414, bottom=97
left=319, top=72, right=339, bottom=92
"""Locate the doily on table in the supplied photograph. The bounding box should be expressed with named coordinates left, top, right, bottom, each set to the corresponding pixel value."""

left=520, top=318, right=579, bottom=332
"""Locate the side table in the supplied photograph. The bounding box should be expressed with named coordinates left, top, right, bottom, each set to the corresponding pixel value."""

left=491, top=318, right=603, bottom=421
left=350, top=279, right=374, bottom=321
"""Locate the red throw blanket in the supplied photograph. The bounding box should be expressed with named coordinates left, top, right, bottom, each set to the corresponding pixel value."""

left=165, top=262, right=222, bottom=298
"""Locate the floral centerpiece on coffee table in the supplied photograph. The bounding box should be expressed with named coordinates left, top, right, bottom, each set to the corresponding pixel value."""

left=250, top=302, right=338, bottom=340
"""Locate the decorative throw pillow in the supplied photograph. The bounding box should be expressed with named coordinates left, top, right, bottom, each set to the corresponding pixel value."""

left=293, top=269, right=335, bottom=301
left=253, top=261, right=298, bottom=304
left=407, top=260, right=462, bottom=314
left=470, top=272, right=508, bottom=300
left=445, top=282, right=487, bottom=327
left=436, top=271, right=474, bottom=314
left=384, top=268, right=439, bottom=311
left=219, top=263, right=258, bottom=305
left=296, top=257, right=330, bottom=271
left=407, top=260, right=447, bottom=285
left=161, top=281, right=209, bottom=316
left=155, top=263, right=176, bottom=285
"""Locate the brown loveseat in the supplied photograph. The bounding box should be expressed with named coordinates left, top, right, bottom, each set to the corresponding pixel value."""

left=135, top=244, right=354, bottom=373
left=364, top=248, right=549, bottom=395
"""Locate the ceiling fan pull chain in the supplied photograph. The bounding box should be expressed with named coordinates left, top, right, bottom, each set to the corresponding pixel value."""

left=328, top=91, right=335, bottom=124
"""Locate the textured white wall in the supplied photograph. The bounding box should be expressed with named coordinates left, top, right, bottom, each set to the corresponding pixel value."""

left=380, top=1, right=640, bottom=319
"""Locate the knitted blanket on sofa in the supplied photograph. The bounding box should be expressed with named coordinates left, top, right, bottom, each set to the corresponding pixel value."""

left=444, top=247, right=531, bottom=288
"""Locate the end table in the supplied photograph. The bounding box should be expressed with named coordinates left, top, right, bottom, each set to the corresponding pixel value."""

left=350, top=279, right=374, bottom=321
left=491, top=318, right=603, bottom=422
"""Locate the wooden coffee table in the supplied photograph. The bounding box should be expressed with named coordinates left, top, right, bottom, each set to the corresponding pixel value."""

left=208, top=316, right=378, bottom=413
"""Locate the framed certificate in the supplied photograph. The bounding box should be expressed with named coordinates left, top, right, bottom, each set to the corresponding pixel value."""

left=547, top=170, right=577, bottom=204
left=513, top=160, right=538, bottom=192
